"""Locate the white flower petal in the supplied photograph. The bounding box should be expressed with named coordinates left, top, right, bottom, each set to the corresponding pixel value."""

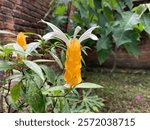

left=26, top=42, right=40, bottom=54
left=79, top=26, right=99, bottom=43
left=43, top=32, right=56, bottom=41
left=89, top=34, right=99, bottom=40
left=41, top=19, right=69, bottom=44
left=73, top=26, right=81, bottom=39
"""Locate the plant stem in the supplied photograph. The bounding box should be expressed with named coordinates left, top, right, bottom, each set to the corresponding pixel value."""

left=51, top=99, right=58, bottom=113
left=40, top=78, right=47, bottom=89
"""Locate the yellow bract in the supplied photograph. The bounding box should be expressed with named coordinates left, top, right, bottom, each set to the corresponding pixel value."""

left=17, top=32, right=26, bottom=50
left=16, top=32, right=27, bottom=63
left=64, top=38, right=82, bottom=87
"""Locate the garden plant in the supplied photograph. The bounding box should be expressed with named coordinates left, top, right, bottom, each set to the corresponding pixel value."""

left=0, top=20, right=104, bottom=113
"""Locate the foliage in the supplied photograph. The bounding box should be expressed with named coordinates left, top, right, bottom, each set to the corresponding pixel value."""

left=0, top=26, right=104, bottom=113
left=72, top=0, right=150, bottom=65
left=44, top=0, right=71, bottom=32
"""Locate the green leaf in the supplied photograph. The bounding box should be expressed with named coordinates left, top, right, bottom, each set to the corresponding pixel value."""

left=60, top=50, right=66, bottom=64
left=142, top=13, right=150, bottom=34
left=132, top=4, right=147, bottom=16
left=40, top=65, right=56, bottom=85
left=97, top=49, right=110, bottom=64
left=134, top=23, right=144, bottom=32
left=49, top=86, right=65, bottom=92
left=147, top=4, right=150, bottom=12
left=10, top=82, right=22, bottom=102
left=23, top=60, right=44, bottom=80
left=96, top=34, right=111, bottom=51
left=26, top=82, right=45, bottom=112
left=77, top=1, right=87, bottom=18
left=121, top=12, right=140, bottom=31
left=54, top=5, right=66, bottom=16
left=93, top=0, right=101, bottom=9
left=75, top=82, right=103, bottom=89
left=124, top=42, right=139, bottom=57
left=0, top=61, right=13, bottom=71
left=113, top=28, right=132, bottom=47
left=49, top=51, right=63, bottom=69
left=103, top=4, right=114, bottom=22
left=33, top=59, right=55, bottom=63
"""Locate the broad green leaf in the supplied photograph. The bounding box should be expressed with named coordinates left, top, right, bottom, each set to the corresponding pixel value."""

left=113, top=28, right=132, bottom=47
left=103, top=4, right=114, bottom=22
left=124, top=42, right=139, bottom=57
left=142, top=13, right=150, bottom=34
left=107, top=0, right=118, bottom=9
left=76, top=82, right=103, bottom=89
left=26, top=83, right=45, bottom=112
left=121, top=12, right=140, bottom=31
left=97, top=49, right=111, bottom=65
left=132, top=4, right=147, bottom=16
left=96, top=34, right=111, bottom=51
left=23, top=60, right=44, bottom=80
left=113, top=28, right=140, bottom=47
left=40, top=65, right=56, bottom=85
left=124, top=0, right=133, bottom=10
left=0, top=61, right=13, bottom=71
left=10, top=82, right=22, bottom=102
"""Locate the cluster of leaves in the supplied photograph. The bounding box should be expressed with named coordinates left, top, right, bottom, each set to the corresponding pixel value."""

left=0, top=29, right=104, bottom=113
left=44, top=0, right=71, bottom=33
left=72, top=0, right=150, bottom=65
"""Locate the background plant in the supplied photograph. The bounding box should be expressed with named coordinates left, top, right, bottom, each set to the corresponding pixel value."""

left=46, top=0, right=150, bottom=70
left=72, top=0, right=150, bottom=68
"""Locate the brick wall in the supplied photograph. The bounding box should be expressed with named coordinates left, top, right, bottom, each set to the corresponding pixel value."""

left=86, top=37, right=150, bottom=69
left=0, top=0, right=50, bottom=41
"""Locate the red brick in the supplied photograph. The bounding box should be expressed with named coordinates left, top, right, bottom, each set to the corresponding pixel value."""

left=3, top=0, right=15, bottom=9
left=0, top=6, right=13, bottom=15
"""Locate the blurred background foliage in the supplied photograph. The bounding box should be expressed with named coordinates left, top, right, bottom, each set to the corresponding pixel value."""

left=44, top=0, right=150, bottom=68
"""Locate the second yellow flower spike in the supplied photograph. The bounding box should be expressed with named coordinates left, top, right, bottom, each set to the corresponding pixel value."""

left=17, top=32, right=26, bottom=50
left=16, top=32, right=27, bottom=63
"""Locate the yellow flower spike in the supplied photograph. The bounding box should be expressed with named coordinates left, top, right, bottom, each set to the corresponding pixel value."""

left=42, top=20, right=99, bottom=87
left=16, top=32, right=27, bottom=63
left=64, top=38, right=82, bottom=87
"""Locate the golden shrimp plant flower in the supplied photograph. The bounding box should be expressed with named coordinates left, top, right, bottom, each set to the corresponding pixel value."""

left=16, top=32, right=27, bottom=63
left=42, top=20, right=99, bottom=87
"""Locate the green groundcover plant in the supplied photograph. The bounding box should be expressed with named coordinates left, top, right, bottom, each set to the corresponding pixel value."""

left=0, top=20, right=104, bottom=113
